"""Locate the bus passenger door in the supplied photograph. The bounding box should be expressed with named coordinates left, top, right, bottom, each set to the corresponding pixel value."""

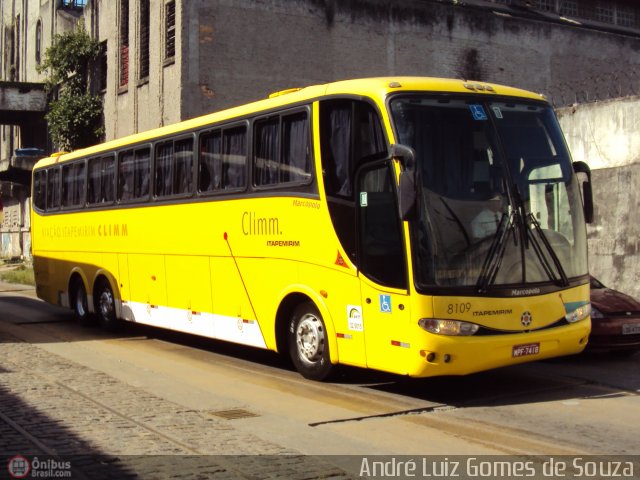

left=357, top=162, right=411, bottom=373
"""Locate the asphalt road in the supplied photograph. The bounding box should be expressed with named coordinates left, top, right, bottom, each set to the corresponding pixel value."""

left=1, top=282, right=639, bottom=478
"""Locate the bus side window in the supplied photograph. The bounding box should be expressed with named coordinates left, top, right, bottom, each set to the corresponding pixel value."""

left=155, top=142, right=174, bottom=197
left=47, top=167, right=61, bottom=210
left=358, top=163, right=406, bottom=289
left=199, top=130, right=222, bottom=192
left=155, top=138, right=194, bottom=198
left=222, top=126, right=247, bottom=190
left=118, top=150, right=135, bottom=201
left=174, top=138, right=194, bottom=195
left=254, top=117, right=280, bottom=186
left=134, top=147, right=151, bottom=199
left=253, top=111, right=311, bottom=187
left=33, top=170, right=47, bottom=211
left=320, top=99, right=387, bottom=264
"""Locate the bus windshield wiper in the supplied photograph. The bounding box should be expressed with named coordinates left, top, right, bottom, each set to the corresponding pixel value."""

left=525, top=213, right=570, bottom=287
left=476, top=211, right=514, bottom=293
left=509, top=182, right=569, bottom=287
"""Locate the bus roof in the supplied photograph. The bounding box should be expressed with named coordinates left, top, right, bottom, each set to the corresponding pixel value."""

left=34, top=76, right=546, bottom=169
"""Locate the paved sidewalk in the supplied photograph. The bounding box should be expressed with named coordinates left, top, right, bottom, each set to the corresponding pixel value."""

left=0, top=325, right=352, bottom=479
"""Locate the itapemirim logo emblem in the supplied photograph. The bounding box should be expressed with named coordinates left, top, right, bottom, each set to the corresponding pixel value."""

left=520, top=311, right=533, bottom=327
left=7, top=455, right=30, bottom=479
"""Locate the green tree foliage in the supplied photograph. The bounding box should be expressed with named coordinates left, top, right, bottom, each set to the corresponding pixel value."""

left=37, top=23, right=104, bottom=151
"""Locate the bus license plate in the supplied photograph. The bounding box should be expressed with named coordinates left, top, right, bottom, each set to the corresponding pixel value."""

left=622, top=324, right=640, bottom=335
left=512, top=343, right=540, bottom=357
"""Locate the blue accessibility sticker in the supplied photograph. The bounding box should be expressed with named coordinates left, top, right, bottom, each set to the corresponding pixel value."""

left=469, top=104, right=488, bottom=121
left=379, top=294, right=392, bottom=313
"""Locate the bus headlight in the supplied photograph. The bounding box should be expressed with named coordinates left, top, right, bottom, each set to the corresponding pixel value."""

left=565, top=303, right=591, bottom=323
left=418, top=318, right=480, bottom=336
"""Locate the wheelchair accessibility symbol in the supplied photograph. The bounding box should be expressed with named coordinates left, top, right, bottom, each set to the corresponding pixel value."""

left=379, top=295, right=392, bottom=313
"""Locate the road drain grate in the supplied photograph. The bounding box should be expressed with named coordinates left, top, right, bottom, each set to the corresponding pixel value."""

left=208, top=409, right=260, bottom=420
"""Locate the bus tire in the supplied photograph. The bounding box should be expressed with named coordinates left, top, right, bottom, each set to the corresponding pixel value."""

left=95, top=278, right=119, bottom=331
left=288, top=302, right=334, bottom=381
left=70, top=277, right=93, bottom=325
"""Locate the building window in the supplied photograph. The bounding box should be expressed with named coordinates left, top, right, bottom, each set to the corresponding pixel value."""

left=559, top=0, right=578, bottom=17
left=35, top=20, right=42, bottom=65
left=98, top=41, right=108, bottom=91
left=62, top=0, right=87, bottom=7
left=617, top=6, right=636, bottom=27
left=536, top=0, right=555, bottom=13
left=165, top=1, right=176, bottom=60
left=15, top=15, right=20, bottom=81
left=139, top=0, right=150, bottom=80
left=119, top=0, right=130, bottom=88
left=596, top=3, right=614, bottom=23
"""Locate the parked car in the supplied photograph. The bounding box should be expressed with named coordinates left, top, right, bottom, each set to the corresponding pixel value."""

left=588, top=276, right=640, bottom=355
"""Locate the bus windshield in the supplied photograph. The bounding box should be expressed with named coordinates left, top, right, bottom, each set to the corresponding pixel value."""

left=390, top=95, right=588, bottom=292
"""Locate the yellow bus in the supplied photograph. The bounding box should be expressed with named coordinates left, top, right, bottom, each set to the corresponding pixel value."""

left=31, top=77, right=594, bottom=380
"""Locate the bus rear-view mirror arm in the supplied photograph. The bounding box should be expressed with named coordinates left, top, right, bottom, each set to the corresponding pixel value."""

left=391, top=144, right=418, bottom=221
left=572, top=160, right=594, bottom=224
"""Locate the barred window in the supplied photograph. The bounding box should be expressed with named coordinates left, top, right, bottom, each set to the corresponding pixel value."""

left=536, top=0, right=555, bottom=13
left=559, top=0, right=578, bottom=17
left=119, top=0, right=129, bottom=87
left=617, top=6, right=636, bottom=27
left=139, top=0, right=150, bottom=79
left=165, top=1, right=176, bottom=59
left=596, top=4, right=614, bottom=23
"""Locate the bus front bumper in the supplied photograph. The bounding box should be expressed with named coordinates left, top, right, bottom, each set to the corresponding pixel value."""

left=407, top=320, right=590, bottom=377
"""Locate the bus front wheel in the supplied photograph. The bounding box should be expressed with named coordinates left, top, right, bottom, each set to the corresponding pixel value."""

left=288, top=303, right=334, bottom=381
left=95, top=279, right=119, bottom=331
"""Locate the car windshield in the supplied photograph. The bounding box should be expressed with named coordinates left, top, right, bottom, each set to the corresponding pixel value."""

left=390, top=95, right=588, bottom=293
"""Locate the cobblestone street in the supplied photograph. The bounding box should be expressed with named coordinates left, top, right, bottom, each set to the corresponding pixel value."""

left=0, top=324, right=350, bottom=479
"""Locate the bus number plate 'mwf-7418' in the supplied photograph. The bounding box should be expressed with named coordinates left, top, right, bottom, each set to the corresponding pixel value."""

left=512, top=343, right=540, bottom=357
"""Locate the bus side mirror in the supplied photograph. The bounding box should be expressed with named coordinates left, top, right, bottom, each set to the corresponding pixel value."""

left=573, top=161, right=594, bottom=224
left=391, top=144, right=418, bottom=221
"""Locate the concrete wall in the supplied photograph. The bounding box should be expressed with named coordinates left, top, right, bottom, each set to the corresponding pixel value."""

left=181, top=0, right=640, bottom=118
left=558, top=98, right=640, bottom=298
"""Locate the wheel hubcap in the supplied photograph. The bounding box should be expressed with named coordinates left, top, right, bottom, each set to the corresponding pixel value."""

left=75, top=289, right=87, bottom=317
left=296, top=313, right=325, bottom=365
left=99, top=289, right=114, bottom=319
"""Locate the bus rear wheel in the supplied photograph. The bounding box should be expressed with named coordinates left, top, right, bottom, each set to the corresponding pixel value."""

left=70, top=278, right=92, bottom=325
left=288, top=303, right=334, bottom=381
left=95, top=279, right=119, bottom=331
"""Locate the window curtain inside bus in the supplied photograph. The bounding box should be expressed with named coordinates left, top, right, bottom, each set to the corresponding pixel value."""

left=88, top=156, right=115, bottom=204
left=174, top=138, right=193, bottom=195
left=255, top=119, right=279, bottom=186
left=156, top=143, right=173, bottom=196
left=223, top=127, right=247, bottom=189
left=47, top=168, right=60, bottom=209
left=282, top=113, right=310, bottom=183
left=134, top=148, right=150, bottom=198
left=199, top=132, right=222, bottom=191
left=328, top=106, right=352, bottom=197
